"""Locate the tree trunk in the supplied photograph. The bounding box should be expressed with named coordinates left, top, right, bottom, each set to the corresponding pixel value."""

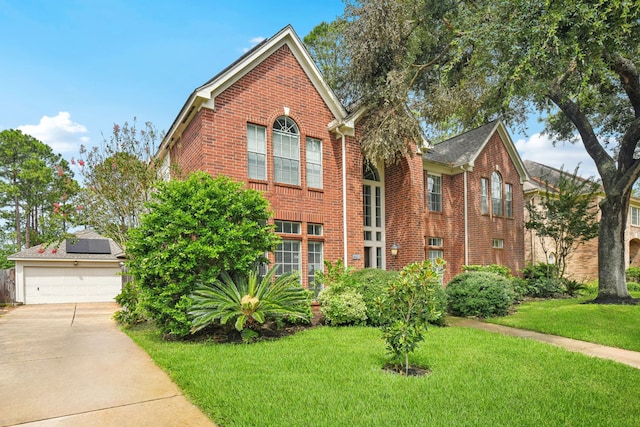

left=14, top=194, right=21, bottom=250
left=593, top=194, right=637, bottom=304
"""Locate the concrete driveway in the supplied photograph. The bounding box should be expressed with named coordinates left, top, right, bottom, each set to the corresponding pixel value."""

left=0, top=303, right=214, bottom=427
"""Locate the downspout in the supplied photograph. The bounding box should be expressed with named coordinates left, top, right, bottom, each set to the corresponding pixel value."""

left=464, top=168, right=469, bottom=266
left=335, top=127, right=349, bottom=266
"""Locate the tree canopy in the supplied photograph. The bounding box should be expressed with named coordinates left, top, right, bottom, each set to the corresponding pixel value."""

left=333, top=0, right=640, bottom=302
left=0, top=129, right=78, bottom=252
left=75, top=118, right=163, bottom=249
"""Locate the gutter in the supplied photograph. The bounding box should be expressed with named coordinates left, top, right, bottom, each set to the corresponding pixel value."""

left=464, top=168, right=469, bottom=266
left=334, top=127, right=349, bottom=266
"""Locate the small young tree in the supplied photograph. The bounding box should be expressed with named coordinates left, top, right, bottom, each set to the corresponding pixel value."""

left=379, top=259, right=445, bottom=376
left=124, top=171, right=281, bottom=337
left=526, top=168, right=600, bottom=280
left=76, top=118, right=163, bottom=250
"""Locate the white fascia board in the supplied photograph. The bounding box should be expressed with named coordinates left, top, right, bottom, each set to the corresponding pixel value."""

left=495, top=121, right=530, bottom=184
left=422, top=159, right=468, bottom=176
left=195, top=27, right=347, bottom=120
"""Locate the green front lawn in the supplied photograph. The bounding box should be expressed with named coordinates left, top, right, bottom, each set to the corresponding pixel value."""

left=487, top=292, right=640, bottom=351
left=126, top=324, right=640, bottom=427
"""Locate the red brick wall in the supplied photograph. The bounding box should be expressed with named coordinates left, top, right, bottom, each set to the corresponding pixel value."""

left=169, top=42, right=527, bottom=288
left=384, top=155, right=426, bottom=271
left=424, top=171, right=465, bottom=283
left=170, top=44, right=364, bottom=287
left=425, top=132, right=525, bottom=283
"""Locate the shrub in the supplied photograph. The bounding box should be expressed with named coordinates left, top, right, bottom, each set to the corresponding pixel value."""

left=520, top=263, right=564, bottom=298
left=626, top=267, right=640, bottom=283
left=125, top=172, right=280, bottom=337
left=350, top=268, right=399, bottom=326
left=379, top=260, right=445, bottom=375
left=463, top=264, right=512, bottom=278
left=627, top=282, right=640, bottom=292
left=189, top=266, right=311, bottom=342
left=316, top=260, right=367, bottom=326
left=563, top=278, right=588, bottom=296
left=318, top=287, right=367, bottom=326
left=446, top=271, right=514, bottom=318
left=114, top=281, right=148, bottom=325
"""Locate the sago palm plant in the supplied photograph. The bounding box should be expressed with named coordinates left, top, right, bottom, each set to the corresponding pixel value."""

left=189, top=266, right=311, bottom=341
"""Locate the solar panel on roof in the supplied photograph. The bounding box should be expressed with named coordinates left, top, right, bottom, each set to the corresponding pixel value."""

left=66, top=239, right=112, bottom=254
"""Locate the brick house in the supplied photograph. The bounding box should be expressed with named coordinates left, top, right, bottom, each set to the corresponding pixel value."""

left=156, top=26, right=529, bottom=289
left=524, top=159, right=640, bottom=282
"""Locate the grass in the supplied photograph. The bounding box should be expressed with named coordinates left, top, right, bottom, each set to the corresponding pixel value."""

left=126, top=323, right=640, bottom=426
left=487, top=291, right=640, bottom=352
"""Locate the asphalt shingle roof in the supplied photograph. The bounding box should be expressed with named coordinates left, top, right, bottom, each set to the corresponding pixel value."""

left=8, top=229, right=124, bottom=261
left=423, top=120, right=499, bottom=167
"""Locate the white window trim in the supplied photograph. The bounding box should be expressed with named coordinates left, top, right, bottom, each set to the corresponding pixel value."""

left=247, top=123, right=267, bottom=180
left=428, top=174, right=442, bottom=212
left=306, top=137, right=322, bottom=189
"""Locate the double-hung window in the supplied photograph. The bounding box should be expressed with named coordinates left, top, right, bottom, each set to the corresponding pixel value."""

left=632, top=206, right=640, bottom=226
left=428, top=174, right=442, bottom=212
left=306, top=137, right=322, bottom=188
left=247, top=124, right=266, bottom=180
left=275, top=220, right=302, bottom=278
left=273, top=117, right=300, bottom=185
left=505, top=183, right=513, bottom=218
left=428, top=237, right=444, bottom=261
left=308, top=223, right=324, bottom=298
left=481, top=178, right=489, bottom=215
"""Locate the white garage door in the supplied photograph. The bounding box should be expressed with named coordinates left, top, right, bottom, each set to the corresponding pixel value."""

left=25, top=266, right=122, bottom=304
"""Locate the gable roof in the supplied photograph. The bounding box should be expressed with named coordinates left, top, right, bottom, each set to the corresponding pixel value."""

left=422, top=120, right=530, bottom=183
left=523, top=160, right=573, bottom=192
left=157, top=25, right=347, bottom=158
left=8, top=229, right=124, bottom=262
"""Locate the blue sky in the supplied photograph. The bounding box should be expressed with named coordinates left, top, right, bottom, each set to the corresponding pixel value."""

left=0, top=0, right=597, bottom=178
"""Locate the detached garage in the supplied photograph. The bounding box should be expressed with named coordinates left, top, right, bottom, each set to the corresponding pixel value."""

left=9, top=230, right=125, bottom=304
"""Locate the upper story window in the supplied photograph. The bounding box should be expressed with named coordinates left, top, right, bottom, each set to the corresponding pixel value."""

left=308, top=223, right=323, bottom=236
left=428, top=174, right=442, bottom=212
left=273, top=116, right=300, bottom=185
left=491, top=171, right=503, bottom=216
left=275, top=220, right=301, bottom=234
left=632, top=206, right=640, bottom=226
left=481, top=178, right=489, bottom=215
left=247, top=124, right=267, bottom=180
left=306, top=137, right=322, bottom=189
left=505, top=183, right=513, bottom=218
left=492, top=238, right=504, bottom=249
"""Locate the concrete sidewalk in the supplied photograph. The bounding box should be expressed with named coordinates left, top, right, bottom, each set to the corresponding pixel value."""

left=0, top=303, right=214, bottom=427
left=451, top=317, right=640, bottom=369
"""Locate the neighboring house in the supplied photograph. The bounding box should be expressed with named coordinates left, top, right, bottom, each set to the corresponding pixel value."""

left=524, top=159, right=640, bottom=282
left=156, top=25, right=529, bottom=289
left=9, top=229, right=125, bottom=304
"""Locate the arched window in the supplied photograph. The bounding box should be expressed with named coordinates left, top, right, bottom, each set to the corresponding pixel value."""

left=273, top=116, right=300, bottom=185
left=491, top=171, right=503, bottom=216
left=363, top=161, right=380, bottom=181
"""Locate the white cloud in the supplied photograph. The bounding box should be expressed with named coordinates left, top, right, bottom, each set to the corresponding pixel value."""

left=18, top=112, right=89, bottom=155
left=515, top=132, right=600, bottom=179
left=242, top=36, right=266, bottom=53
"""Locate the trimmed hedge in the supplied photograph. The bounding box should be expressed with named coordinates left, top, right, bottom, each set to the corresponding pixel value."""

left=350, top=268, right=398, bottom=326
left=446, top=271, right=514, bottom=318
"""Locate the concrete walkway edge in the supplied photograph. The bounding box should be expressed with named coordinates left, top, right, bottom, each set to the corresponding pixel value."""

left=451, top=317, right=640, bottom=369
